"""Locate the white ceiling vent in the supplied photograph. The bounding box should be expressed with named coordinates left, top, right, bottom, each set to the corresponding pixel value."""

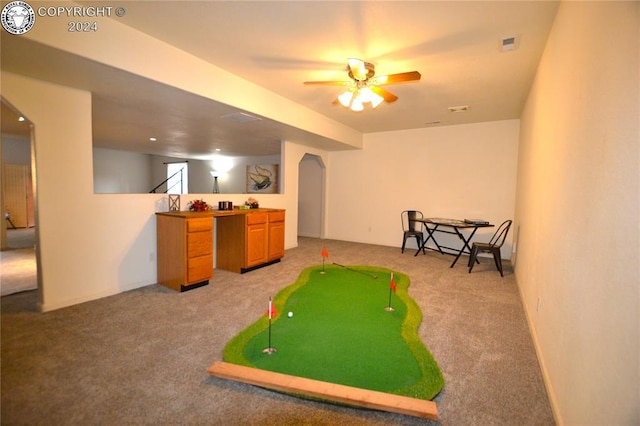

left=448, top=105, right=469, bottom=113
left=221, top=112, right=262, bottom=123
left=500, top=35, right=520, bottom=52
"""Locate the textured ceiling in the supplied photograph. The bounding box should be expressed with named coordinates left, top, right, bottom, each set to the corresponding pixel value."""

left=1, top=1, right=559, bottom=158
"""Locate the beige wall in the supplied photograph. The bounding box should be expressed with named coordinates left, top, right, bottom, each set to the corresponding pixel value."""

left=327, top=120, right=520, bottom=253
left=1, top=73, right=293, bottom=311
left=515, top=2, right=639, bottom=425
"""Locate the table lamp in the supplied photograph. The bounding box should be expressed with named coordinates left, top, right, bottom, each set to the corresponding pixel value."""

left=210, top=171, right=220, bottom=193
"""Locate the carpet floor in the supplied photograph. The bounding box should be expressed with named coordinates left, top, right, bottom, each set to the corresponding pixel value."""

left=1, top=228, right=37, bottom=296
left=1, top=237, right=555, bottom=425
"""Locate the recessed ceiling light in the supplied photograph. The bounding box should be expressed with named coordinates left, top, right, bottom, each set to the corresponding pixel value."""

left=18, top=116, right=25, bottom=122
left=149, top=137, right=157, bottom=142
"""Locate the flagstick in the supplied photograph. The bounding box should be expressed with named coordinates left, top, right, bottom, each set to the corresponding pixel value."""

left=320, top=247, right=328, bottom=274
left=385, top=285, right=394, bottom=312
left=385, top=273, right=395, bottom=312
left=263, top=297, right=277, bottom=354
left=262, top=318, right=276, bottom=354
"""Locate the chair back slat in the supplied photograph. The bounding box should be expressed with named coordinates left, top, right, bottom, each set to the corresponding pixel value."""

left=489, top=220, right=513, bottom=248
left=408, top=210, right=420, bottom=232
left=401, top=210, right=423, bottom=232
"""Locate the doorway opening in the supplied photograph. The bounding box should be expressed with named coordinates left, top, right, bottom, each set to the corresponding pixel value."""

left=297, top=153, right=325, bottom=239
left=1, top=98, right=39, bottom=299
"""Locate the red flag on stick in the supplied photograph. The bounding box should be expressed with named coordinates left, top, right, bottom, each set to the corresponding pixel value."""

left=386, top=272, right=397, bottom=312
left=321, top=248, right=329, bottom=273
left=265, top=297, right=278, bottom=319
left=263, top=297, right=277, bottom=354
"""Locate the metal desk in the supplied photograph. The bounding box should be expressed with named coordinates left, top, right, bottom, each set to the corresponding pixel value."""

left=414, top=218, right=494, bottom=267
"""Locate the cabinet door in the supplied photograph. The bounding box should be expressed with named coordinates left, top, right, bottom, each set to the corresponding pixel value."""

left=246, top=223, right=268, bottom=267
left=268, top=220, right=285, bottom=260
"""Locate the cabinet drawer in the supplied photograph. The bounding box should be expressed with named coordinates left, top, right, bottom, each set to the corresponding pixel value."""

left=268, top=211, right=285, bottom=223
left=187, top=217, right=212, bottom=232
left=187, top=254, right=213, bottom=283
left=188, top=230, right=212, bottom=257
left=246, top=213, right=268, bottom=225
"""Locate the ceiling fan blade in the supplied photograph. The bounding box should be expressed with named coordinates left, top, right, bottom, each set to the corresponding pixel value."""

left=303, top=80, right=352, bottom=86
left=370, top=86, right=398, bottom=103
left=348, top=58, right=369, bottom=81
left=370, top=71, right=421, bottom=85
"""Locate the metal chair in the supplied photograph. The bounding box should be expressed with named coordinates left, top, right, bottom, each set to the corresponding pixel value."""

left=468, top=220, right=512, bottom=277
left=401, top=210, right=425, bottom=254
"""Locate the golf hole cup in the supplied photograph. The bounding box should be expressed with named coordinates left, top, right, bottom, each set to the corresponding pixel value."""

left=288, top=311, right=293, bottom=318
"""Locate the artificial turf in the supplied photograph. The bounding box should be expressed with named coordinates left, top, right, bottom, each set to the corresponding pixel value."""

left=223, top=264, right=444, bottom=401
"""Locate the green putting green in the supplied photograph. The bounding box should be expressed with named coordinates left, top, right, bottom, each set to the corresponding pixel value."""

left=223, top=264, right=444, bottom=401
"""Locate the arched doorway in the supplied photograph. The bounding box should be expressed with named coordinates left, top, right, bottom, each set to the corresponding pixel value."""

left=297, top=153, right=325, bottom=238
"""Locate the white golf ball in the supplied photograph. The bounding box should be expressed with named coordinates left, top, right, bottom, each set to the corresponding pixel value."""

left=288, top=311, right=293, bottom=318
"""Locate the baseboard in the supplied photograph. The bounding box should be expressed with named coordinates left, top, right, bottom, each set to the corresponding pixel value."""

left=515, top=274, right=563, bottom=425
left=39, top=280, right=153, bottom=312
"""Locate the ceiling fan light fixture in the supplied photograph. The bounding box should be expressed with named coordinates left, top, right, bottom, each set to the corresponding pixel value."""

left=338, top=90, right=354, bottom=107
left=307, top=58, right=420, bottom=111
left=350, top=97, right=364, bottom=112
left=359, top=87, right=384, bottom=108
left=338, top=87, right=384, bottom=111
left=347, top=58, right=372, bottom=81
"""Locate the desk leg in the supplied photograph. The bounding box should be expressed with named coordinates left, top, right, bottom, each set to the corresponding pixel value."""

left=417, top=237, right=426, bottom=255
left=415, top=224, right=427, bottom=256
left=415, top=224, right=444, bottom=256
left=450, top=227, right=479, bottom=268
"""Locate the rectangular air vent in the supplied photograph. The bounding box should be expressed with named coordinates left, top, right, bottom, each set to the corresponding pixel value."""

left=448, top=105, right=469, bottom=113
left=221, top=112, right=262, bottom=123
left=501, top=35, right=520, bottom=52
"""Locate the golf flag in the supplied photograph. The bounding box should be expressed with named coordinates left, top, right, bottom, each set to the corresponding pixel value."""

left=265, top=297, right=278, bottom=319
left=320, top=248, right=329, bottom=273
left=263, top=297, right=278, bottom=354
left=386, top=272, right=396, bottom=312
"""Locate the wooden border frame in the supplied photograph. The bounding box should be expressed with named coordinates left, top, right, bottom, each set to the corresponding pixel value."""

left=207, top=361, right=438, bottom=420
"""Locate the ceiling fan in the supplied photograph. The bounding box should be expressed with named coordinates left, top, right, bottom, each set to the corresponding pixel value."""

left=303, top=58, right=421, bottom=111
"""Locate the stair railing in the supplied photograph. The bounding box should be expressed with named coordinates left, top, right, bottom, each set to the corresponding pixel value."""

left=149, top=168, right=184, bottom=194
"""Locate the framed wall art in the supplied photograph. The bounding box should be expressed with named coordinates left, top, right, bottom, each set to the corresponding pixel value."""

left=246, top=164, right=278, bottom=194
